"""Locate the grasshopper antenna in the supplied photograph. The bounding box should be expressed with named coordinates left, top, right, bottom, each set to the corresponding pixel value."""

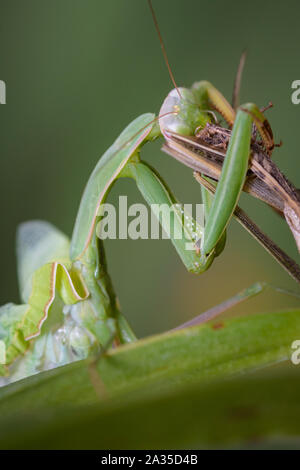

left=147, top=0, right=182, bottom=99
left=232, top=50, right=247, bottom=110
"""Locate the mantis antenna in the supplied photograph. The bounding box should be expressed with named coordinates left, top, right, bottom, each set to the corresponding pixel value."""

left=232, top=50, right=247, bottom=110
left=147, top=0, right=182, bottom=99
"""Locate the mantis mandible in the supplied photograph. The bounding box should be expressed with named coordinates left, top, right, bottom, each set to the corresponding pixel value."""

left=0, top=0, right=299, bottom=384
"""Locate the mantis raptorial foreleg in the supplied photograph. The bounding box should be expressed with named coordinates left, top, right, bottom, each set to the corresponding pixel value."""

left=200, top=102, right=273, bottom=256
left=195, top=174, right=300, bottom=284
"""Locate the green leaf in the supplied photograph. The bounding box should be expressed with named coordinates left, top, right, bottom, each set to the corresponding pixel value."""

left=0, top=310, right=300, bottom=433
left=1, top=366, right=300, bottom=449
left=16, top=220, right=70, bottom=303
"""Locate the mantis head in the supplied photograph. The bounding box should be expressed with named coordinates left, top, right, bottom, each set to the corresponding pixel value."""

left=159, top=87, right=211, bottom=138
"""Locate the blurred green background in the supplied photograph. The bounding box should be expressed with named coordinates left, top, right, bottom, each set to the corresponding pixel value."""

left=0, top=0, right=299, bottom=338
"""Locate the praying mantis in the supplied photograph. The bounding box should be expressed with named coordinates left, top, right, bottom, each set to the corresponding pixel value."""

left=0, top=0, right=299, bottom=385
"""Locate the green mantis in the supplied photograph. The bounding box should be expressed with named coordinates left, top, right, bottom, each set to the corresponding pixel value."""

left=0, top=0, right=299, bottom=385
left=0, top=113, right=206, bottom=383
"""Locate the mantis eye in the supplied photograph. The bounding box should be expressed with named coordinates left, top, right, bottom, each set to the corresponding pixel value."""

left=159, top=87, right=211, bottom=138
left=159, top=88, right=188, bottom=136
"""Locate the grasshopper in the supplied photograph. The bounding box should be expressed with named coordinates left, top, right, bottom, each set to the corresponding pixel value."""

left=0, top=0, right=299, bottom=385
